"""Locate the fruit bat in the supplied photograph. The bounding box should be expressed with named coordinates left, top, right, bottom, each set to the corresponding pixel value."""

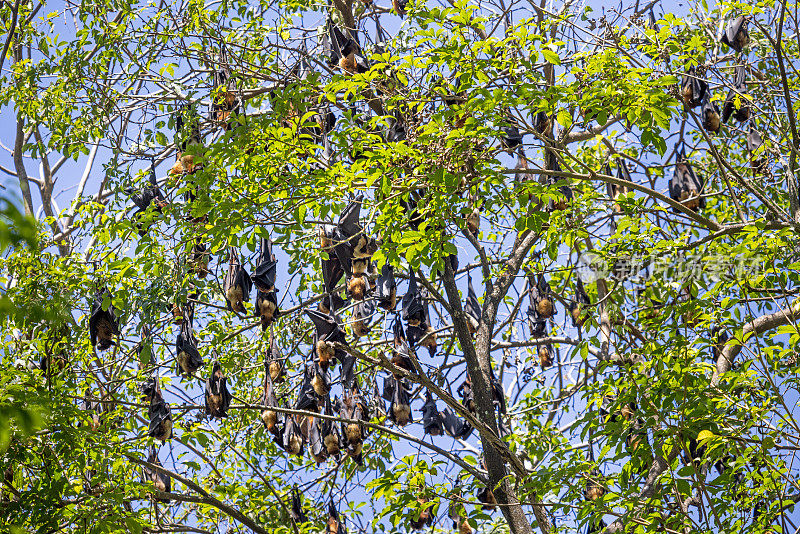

left=538, top=342, right=554, bottom=368
left=89, top=290, right=119, bottom=351
left=296, top=363, right=320, bottom=413
left=306, top=308, right=347, bottom=370
left=282, top=415, right=305, bottom=456
left=681, top=67, right=707, bottom=110
left=531, top=274, right=555, bottom=319
left=465, top=274, right=481, bottom=335
left=499, top=118, right=523, bottom=150
left=747, top=126, right=767, bottom=176
left=341, top=383, right=369, bottom=462
left=544, top=150, right=573, bottom=210
left=384, top=376, right=412, bottom=426
left=333, top=197, right=375, bottom=280
left=476, top=485, right=496, bottom=511
left=204, top=361, right=232, bottom=418
left=190, top=240, right=210, bottom=279
left=290, top=485, right=308, bottom=523
left=722, top=65, right=748, bottom=123
left=321, top=257, right=346, bottom=314
left=607, top=161, right=631, bottom=212
left=223, top=248, right=252, bottom=314
left=710, top=326, right=730, bottom=364
left=143, top=445, right=171, bottom=503
left=391, top=317, right=415, bottom=376
left=441, top=407, right=472, bottom=439
left=261, top=372, right=281, bottom=436
left=127, top=164, right=167, bottom=236
left=584, top=470, right=605, bottom=501
left=465, top=205, right=480, bottom=237
left=535, top=110, right=551, bottom=136
left=147, top=385, right=173, bottom=442
left=81, top=391, right=104, bottom=431
left=489, top=371, right=510, bottom=435
left=309, top=416, right=328, bottom=464
left=700, top=90, right=721, bottom=133
left=670, top=149, right=705, bottom=211
left=251, top=236, right=277, bottom=293
left=327, top=500, right=347, bottom=534
left=376, top=263, right=397, bottom=310
left=720, top=15, right=749, bottom=53
left=408, top=497, right=435, bottom=530
left=527, top=304, right=547, bottom=337
left=328, top=24, right=369, bottom=75
left=352, top=299, right=374, bottom=338
left=172, top=298, right=194, bottom=326
left=393, top=0, right=408, bottom=17
left=421, top=392, right=443, bottom=436
left=210, top=53, right=240, bottom=131
left=256, top=291, right=279, bottom=331
left=569, top=278, right=590, bottom=327
left=457, top=378, right=475, bottom=413
left=321, top=396, right=344, bottom=458
left=176, top=320, right=204, bottom=376
left=407, top=320, right=437, bottom=357
left=312, top=358, right=331, bottom=397
left=403, top=272, right=437, bottom=355
left=267, top=330, right=286, bottom=383
left=175, top=103, right=202, bottom=155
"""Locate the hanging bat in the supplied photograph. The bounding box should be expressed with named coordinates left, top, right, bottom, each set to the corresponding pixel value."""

left=722, top=65, right=749, bottom=124
left=261, top=372, right=281, bottom=436
left=127, top=164, right=167, bottom=236
left=312, top=359, right=331, bottom=397
left=290, top=485, right=308, bottom=523
left=384, top=377, right=412, bottom=426
left=489, top=371, right=509, bottom=435
left=531, top=274, right=555, bottom=319
left=223, top=248, right=252, bottom=314
left=171, top=297, right=194, bottom=326
left=584, top=470, right=605, bottom=501
left=81, top=391, right=104, bottom=431
left=465, top=205, right=480, bottom=237
left=190, top=240, right=210, bottom=279
left=376, top=263, right=397, bottom=310
left=204, top=361, right=232, bottom=418
left=607, top=160, right=632, bottom=212
left=465, top=274, right=481, bottom=335
left=309, top=416, right=328, bottom=464
left=175, top=103, right=202, bottom=156
left=669, top=149, right=705, bottom=211
left=407, top=320, right=437, bottom=357
left=328, top=24, right=369, bottom=75
left=352, top=299, right=374, bottom=338
left=322, top=396, right=343, bottom=457
left=681, top=67, right=707, bottom=109
left=441, top=407, right=473, bottom=439
left=476, top=485, right=496, bottom=511
left=408, top=497, right=435, bottom=530
left=527, top=305, right=547, bottom=338
left=538, top=342, right=553, bottom=368
left=545, top=150, right=573, bottom=211
left=327, top=500, right=348, bottom=534
left=176, top=320, right=204, bottom=376
left=306, top=308, right=347, bottom=370
left=499, top=117, right=523, bottom=151
left=710, top=326, right=729, bottom=364
left=89, top=290, right=119, bottom=351
left=282, top=415, right=304, bottom=456
left=210, top=53, right=240, bottom=131
left=321, top=257, right=346, bottom=314
left=147, top=385, right=173, bottom=442
left=569, top=278, right=590, bottom=327
left=391, top=318, right=416, bottom=377
left=535, top=110, right=551, bottom=136
left=700, top=90, right=720, bottom=133
left=421, top=392, right=443, bottom=436
left=319, top=224, right=335, bottom=253
left=720, top=15, right=749, bottom=52
left=296, top=363, right=320, bottom=413
left=747, top=125, right=767, bottom=176
left=267, top=330, right=286, bottom=383
left=251, top=236, right=277, bottom=293
left=143, top=445, right=171, bottom=503
left=256, top=291, right=279, bottom=331
left=457, top=378, right=475, bottom=413
left=333, top=198, right=375, bottom=295
left=341, top=382, right=369, bottom=462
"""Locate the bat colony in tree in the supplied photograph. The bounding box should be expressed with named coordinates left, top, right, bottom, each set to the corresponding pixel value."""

left=25, top=2, right=786, bottom=533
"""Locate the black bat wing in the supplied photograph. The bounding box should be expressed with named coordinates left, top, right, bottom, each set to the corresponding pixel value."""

left=441, top=407, right=472, bottom=439
left=421, top=394, right=443, bottom=435
left=602, top=163, right=614, bottom=198
left=295, top=364, right=319, bottom=412
left=401, top=272, right=424, bottom=321
left=465, top=274, right=481, bottom=324
left=747, top=127, right=763, bottom=152
left=305, top=308, right=338, bottom=339
left=376, top=264, right=396, bottom=305
left=147, top=399, right=173, bottom=439
left=309, top=416, right=327, bottom=461
left=338, top=196, right=364, bottom=238
left=291, top=486, right=308, bottom=523
left=282, top=416, right=305, bottom=454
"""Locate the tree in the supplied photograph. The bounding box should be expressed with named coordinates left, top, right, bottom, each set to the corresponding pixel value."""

left=1, top=0, right=799, bottom=532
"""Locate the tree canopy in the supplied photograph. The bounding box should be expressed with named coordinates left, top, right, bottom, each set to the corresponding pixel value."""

left=1, top=0, right=800, bottom=532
